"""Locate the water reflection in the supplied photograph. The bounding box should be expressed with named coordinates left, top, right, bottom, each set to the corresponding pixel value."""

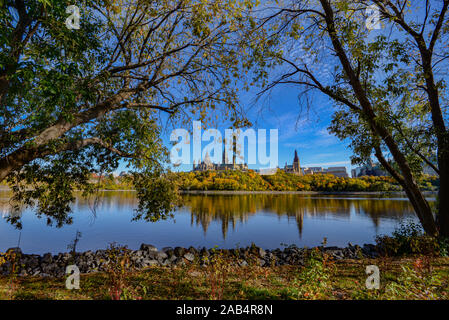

left=183, top=194, right=416, bottom=239
left=0, top=191, right=425, bottom=254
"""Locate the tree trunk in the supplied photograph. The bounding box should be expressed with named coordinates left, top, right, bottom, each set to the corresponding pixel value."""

left=403, top=180, right=438, bottom=236
left=374, top=147, right=438, bottom=235
left=319, top=0, right=439, bottom=235
left=437, top=135, right=449, bottom=237
left=419, top=48, right=449, bottom=238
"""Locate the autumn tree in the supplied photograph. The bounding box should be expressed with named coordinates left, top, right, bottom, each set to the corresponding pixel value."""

left=247, top=0, right=448, bottom=236
left=0, top=0, right=256, bottom=227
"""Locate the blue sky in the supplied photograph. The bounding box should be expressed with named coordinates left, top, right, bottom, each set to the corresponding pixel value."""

left=113, top=70, right=355, bottom=175
left=155, top=1, right=434, bottom=175
left=247, top=84, right=353, bottom=171
left=148, top=83, right=355, bottom=174
left=111, top=1, right=446, bottom=176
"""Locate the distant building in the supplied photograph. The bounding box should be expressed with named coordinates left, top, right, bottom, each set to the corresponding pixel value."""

left=257, top=168, right=278, bottom=175
left=193, top=141, right=248, bottom=172
left=283, top=150, right=302, bottom=175
left=324, top=166, right=349, bottom=178
left=281, top=150, right=349, bottom=177
left=352, top=161, right=387, bottom=178
left=302, top=167, right=324, bottom=175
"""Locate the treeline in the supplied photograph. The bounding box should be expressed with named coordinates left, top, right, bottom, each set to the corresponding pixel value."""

left=70, top=170, right=438, bottom=192
left=177, top=170, right=439, bottom=192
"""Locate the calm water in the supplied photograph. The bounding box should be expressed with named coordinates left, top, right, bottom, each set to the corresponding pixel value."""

left=0, top=191, right=426, bottom=254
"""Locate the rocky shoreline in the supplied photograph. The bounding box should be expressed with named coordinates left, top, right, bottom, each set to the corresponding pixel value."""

left=0, top=243, right=379, bottom=278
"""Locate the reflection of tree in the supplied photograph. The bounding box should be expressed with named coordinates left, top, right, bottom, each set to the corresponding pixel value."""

left=183, top=194, right=416, bottom=239
left=1, top=191, right=418, bottom=238
left=0, top=198, right=13, bottom=218
left=186, top=195, right=258, bottom=239
left=0, top=191, right=23, bottom=224
left=1, top=191, right=140, bottom=227
left=74, top=191, right=139, bottom=208
left=74, top=191, right=139, bottom=219
left=351, top=199, right=413, bottom=227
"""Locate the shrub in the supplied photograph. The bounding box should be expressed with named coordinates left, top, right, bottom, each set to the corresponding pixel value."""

left=375, top=222, right=440, bottom=256
left=103, top=243, right=143, bottom=300
left=285, top=248, right=334, bottom=300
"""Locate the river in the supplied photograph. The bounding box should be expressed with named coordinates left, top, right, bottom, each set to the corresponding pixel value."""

left=0, top=191, right=429, bottom=254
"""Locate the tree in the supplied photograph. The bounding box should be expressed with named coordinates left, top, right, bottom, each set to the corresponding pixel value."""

left=0, top=0, right=256, bottom=227
left=247, top=0, right=448, bottom=236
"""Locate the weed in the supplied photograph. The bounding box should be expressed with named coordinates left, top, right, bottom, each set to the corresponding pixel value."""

left=286, top=248, right=334, bottom=300
left=103, top=243, right=144, bottom=300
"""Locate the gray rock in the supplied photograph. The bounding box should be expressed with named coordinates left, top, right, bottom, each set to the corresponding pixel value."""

left=200, top=248, right=210, bottom=257
left=174, top=258, right=186, bottom=266
left=188, top=246, right=198, bottom=254
left=165, top=249, right=175, bottom=258
left=324, top=246, right=341, bottom=251
left=160, top=259, right=171, bottom=266
left=95, top=249, right=106, bottom=256
left=140, top=244, right=158, bottom=253
left=5, top=242, right=383, bottom=277
left=184, top=253, right=195, bottom=262
left=331, top=250, right=344, bottom=260
left=174, top=247, right=185, bottom=257
left=155, top=251, right=168, bottom=260
left=135, top=250, right=144, bottom=257
left=42, top=253, right=53, bottom=264
left=142, top=259, right=159, bottom=267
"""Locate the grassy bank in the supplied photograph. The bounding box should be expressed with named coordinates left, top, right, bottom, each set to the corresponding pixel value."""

left=1, top=255, right=448, bottom=300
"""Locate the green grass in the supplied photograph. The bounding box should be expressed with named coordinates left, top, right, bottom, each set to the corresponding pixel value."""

left=1, top=256, right=448, bottom=300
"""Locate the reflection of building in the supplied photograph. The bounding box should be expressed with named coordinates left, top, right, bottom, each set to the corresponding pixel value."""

left=351, top=161, right=387, bottom=178
left=184, top=193, right=414, bottom=241
left=283, top=150, right=302, bottom=175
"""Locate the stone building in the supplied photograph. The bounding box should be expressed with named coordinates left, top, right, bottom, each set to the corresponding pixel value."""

left=192, top=142, right=248, bottom=172
left=351, top=161, right=387, bottom=178
left=324, top=166, right=349, bottom=178
left=283, top=150, right=302, bottom=175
